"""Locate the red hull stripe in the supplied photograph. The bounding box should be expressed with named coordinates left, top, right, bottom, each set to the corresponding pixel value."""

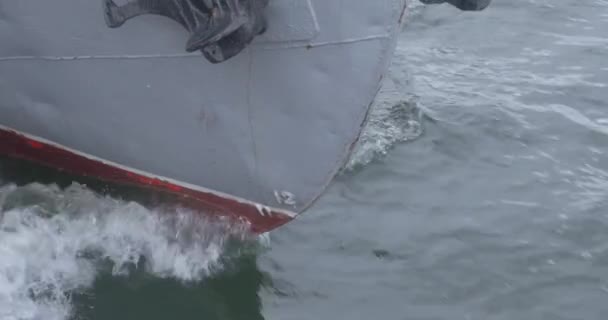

left=0, top=127, right=293, bottom=233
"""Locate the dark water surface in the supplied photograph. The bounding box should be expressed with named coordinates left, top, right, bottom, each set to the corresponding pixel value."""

left=2, top=0, right=608, bottom=319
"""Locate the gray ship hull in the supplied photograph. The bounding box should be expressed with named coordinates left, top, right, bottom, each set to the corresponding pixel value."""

left=0, top=0, right=407, bottom=232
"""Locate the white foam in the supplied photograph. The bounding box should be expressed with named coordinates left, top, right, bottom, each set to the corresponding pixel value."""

left=0, top=182, right=252, bottom=320
left=345, top=47, right=426, bottom=171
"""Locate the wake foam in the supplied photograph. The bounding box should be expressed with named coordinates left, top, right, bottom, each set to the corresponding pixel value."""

left=345, top=36, right=428, bottom=172
left=0, top=182, right=254, bottom=320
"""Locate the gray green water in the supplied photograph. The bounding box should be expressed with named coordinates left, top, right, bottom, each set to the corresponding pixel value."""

left=2, top=0, right=608, bottom=319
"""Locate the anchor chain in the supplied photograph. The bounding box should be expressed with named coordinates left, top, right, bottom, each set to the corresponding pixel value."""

left=103, top=0, right=269, bottom=63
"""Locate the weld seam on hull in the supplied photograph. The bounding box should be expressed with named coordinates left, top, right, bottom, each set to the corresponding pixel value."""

left=0, top=34, right=390, bottom=62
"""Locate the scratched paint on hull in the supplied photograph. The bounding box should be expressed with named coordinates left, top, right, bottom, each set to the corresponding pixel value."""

left=0, top=126, right=293, bottom=233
